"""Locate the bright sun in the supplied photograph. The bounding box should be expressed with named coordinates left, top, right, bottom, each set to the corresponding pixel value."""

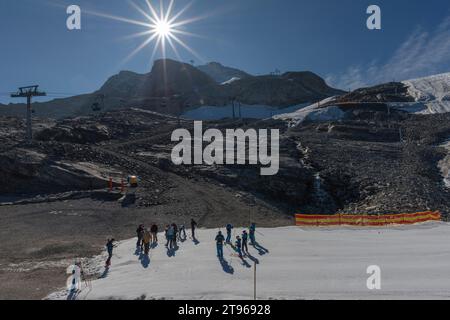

left=84, top=0, right=204, bottom=64
left=154, top=19, right=172, bottom=38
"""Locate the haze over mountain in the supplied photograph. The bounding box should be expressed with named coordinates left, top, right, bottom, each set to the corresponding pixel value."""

left=0, top=59, right=343, bottom=119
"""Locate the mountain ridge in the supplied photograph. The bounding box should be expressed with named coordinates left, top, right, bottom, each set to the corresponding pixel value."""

left=0, top=59, right=343, bottom=119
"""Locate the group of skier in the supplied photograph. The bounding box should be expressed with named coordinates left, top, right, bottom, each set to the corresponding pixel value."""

left=104, top=219, right=198, bottom=267
left=215, top=223, right=257, bottom=260
left=105, top=219, right=260, bottom=267
left=136, top=223, right=159, bottom=255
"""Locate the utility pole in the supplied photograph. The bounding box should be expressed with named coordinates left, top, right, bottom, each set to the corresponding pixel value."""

left=11, top=85, right=46, bottom=142
left=231, top=98, right=236, bottom=119
left=254, top=260, right=257, bottom=300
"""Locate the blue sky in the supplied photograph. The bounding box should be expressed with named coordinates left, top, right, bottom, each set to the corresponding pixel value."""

left=0, top=0, right=450, bottom=103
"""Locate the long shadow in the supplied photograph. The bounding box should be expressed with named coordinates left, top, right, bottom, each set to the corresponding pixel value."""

left=140, top=254, right=150, bottom=268
left=245, top=252, right=260, bottom=265
left=219, top=257, right=234, bottom=274
left=134, top=247, right=142, bottom=256
left=99, top=267, right=110, bottom=279
left=252, top=242, right=269, bottom=256
left=167, top=245, right=179, bottom=257
left=240, top=257, right=251, bottom=268
left=229, top=244, right=252, bottom=268
left=66, top=289, right=79, bottom=300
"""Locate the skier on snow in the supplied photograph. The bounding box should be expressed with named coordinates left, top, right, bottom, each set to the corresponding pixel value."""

left=215, top=231, right=225, bottom=259
left=178, top=223, right=187, bottom=241
left=249, top=223, right=256, bottom=245
left=242, top=230, right=249, bottom=255
left=235, top=236, right=243, bottom=259
left=190, top=218, right=198, bottom=239
left=136, top=224, right=144, bottom=250
left=172, top=223, right=178, bottom=247
left=166, top=225, right=175, bottom=249
left=105, top=238, right=116, bottom=267
left=143, top=228, right=151, bottom=255
left=150, top=224, right=158, bottom=244
left=226, top=223, right=233, bottom=243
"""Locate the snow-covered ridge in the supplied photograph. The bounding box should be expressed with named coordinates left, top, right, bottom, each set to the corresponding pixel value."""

left=47, top=224, right=450, bottom=300
left=402, top=72, right=450, bottom=114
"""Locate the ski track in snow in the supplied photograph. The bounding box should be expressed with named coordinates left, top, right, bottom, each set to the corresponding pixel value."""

left=48, top=224, right=450, bottom=300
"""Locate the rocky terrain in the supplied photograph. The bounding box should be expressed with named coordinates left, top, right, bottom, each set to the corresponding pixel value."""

left=1, top=104, right=449, bottom=299
left=2, top=104, right=449, bottom=215
left=1, top=69, right=449, bottom=299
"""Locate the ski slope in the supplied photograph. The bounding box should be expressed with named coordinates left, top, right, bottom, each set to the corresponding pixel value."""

left=403, top=72, right=450, bottom=114
left=273, top=97, right=344, bottom=127
left=48, top=224, right=450, bottom=300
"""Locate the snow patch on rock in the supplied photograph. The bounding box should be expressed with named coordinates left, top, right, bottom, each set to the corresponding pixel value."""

left=273, top=97, right=344, bottom=126
left=402, top=72, right=450, bottom=114
left=221, top=77, right=241, bottom=85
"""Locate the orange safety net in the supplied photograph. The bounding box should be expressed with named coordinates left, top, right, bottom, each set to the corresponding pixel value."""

left=295, top=211, right=441, bottom=227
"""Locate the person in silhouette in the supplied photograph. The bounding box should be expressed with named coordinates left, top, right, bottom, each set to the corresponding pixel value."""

left=190, top=219, right=198, bottom=239
left=178, top=223, right=186, bottom=241
left=226, top=223, right=233, bottom=243
left=150, top=224, right=158, bottom=244
left=172, top=223, right=178, bottom=247
left=136, top=224, right=144, bottom=250
left=249, top=223, right=256, bottom=245
left=143, top=229, right=151, bottom=255
left=105, top=238, right=116, bottom=267
left=235, top=236, right=243, bottom=259
left=166, top=225, right=175, bottom=249
left=242, top=230, right=249, bottom=255
left=215, top=231, right=225, bottom=259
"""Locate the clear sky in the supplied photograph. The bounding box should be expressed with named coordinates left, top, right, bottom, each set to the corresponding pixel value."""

left=1, top=0, right=449, bottom=103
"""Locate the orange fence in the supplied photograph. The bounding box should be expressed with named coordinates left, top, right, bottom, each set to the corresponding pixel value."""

left=295, top=211, right=441, bottom=227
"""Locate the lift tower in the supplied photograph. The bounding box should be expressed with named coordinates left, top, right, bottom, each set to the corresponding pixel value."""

left=11, top=85, right=46, bottom=142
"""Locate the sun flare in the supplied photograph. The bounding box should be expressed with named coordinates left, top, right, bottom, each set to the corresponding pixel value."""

left=82, top=0, right=205, bottom=65
left=121, top=0, right=204, bottom=64
left=154, top=19, right=172, bottom=38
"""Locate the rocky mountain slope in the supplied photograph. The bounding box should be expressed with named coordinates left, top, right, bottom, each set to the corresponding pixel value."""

left=0, top=59, right=342, bottom=119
